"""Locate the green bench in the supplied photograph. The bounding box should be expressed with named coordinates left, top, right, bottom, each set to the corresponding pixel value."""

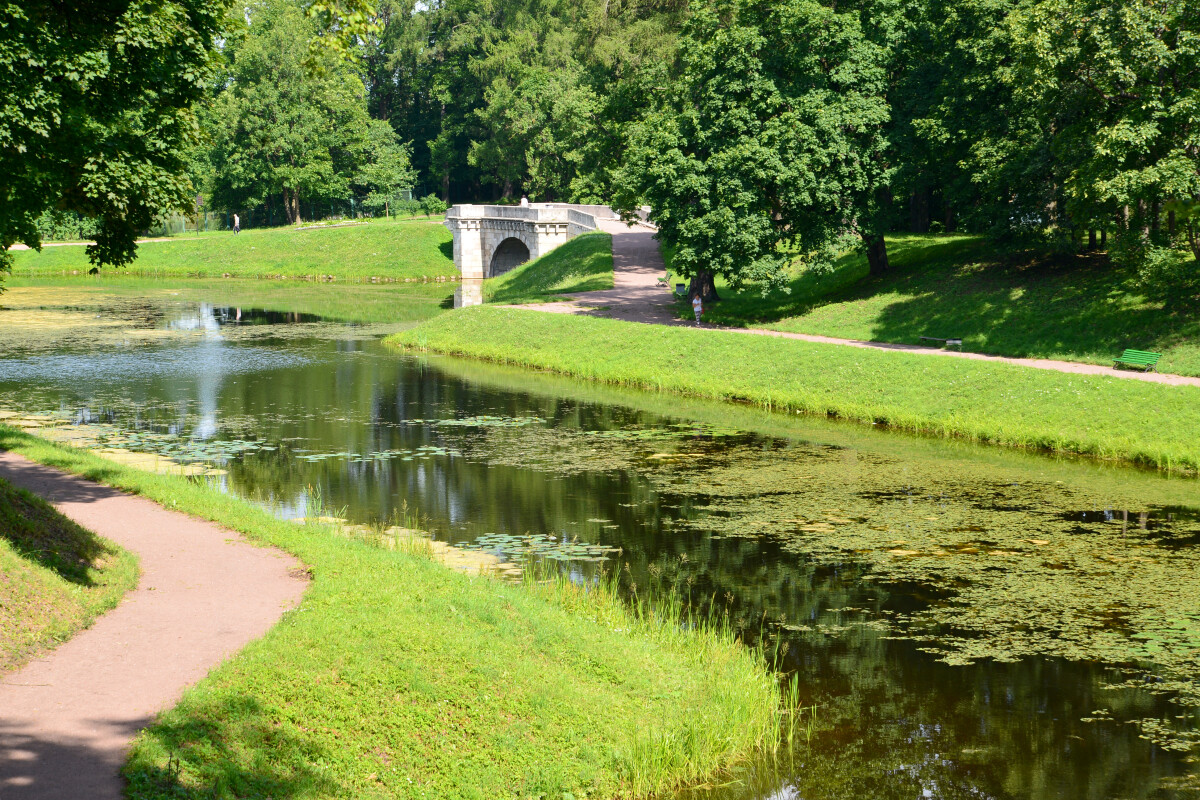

left=1113, top=349, right=1161, bottom=372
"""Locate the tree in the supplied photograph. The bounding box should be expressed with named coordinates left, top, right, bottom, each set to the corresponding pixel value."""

left=1008, top=0, right=1200, bottom=275
left=612, top=0, right=893, bottom=301
left=0, top=0, right=230, bottom=272
left=203, top=0, right=375, bottom=223
left=357, top=120, right=416, bottom=217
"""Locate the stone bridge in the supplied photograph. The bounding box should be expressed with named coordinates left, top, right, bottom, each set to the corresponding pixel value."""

left=444, top=204, right=620, bottom=281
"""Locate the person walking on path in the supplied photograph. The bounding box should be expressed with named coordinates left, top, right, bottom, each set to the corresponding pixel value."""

left=692, top=294, right=703, bottom=325
left=519, top=195, right=530, bottom=207
left=233, top=213, right=240, bottom=234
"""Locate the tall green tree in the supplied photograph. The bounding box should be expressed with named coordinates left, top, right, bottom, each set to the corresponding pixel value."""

left=204, top=0, right=376, bottom=223
left=0, top=0, right=230, bottom=272
left=1008, top=0, right=1200, bottom=269
left=613, top=0, right=893, bottom=301
left=357, top=119, right=416, bottom=216
left=360, top=0, right=681, bottom=203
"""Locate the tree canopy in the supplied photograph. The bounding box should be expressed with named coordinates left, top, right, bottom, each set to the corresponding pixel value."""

left=0, top=0, right=230, bottom=270
left=201, top=0, right=403, bottom=224
left=7, top=0, right=1200, bottom=290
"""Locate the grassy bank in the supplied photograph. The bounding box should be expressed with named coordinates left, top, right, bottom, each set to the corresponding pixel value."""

left=485, top=231, right=613, bottom=304
left=673, top=235, right=1200, bottom=377
left=0, top=477, right=138, bottom=671
left=10, top=218, right=456, bottom=281
left=0, top=427, right=786, bottom=798
left=389, top=307, right=1200, bottom=474
left=6, top=277, right=453, bottom=326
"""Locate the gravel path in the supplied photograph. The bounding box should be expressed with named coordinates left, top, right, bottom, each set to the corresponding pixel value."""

left=508, top=221, right=1200, bottom=389
left=0, top=453, right=308, bottom=799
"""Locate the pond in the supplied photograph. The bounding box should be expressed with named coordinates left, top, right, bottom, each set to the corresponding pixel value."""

left=1, top=278, right=1198, bottom=799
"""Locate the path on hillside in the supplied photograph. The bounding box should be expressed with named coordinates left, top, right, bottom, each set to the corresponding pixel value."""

left=0, top=453, right=307, bottom=800
left=507, top=221, right=1200, bottom=389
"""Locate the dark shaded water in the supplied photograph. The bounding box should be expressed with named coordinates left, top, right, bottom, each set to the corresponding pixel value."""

left=2, top=290, right=1198, bottom=798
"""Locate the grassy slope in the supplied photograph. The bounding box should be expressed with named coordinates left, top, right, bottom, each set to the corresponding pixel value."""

left=0, top=428, right=782, bottom=799
left=389, top=307, right=1200, bottom=474
left=10, top=218, right=457, bottom=280
left=0, top=477, right=138, bottom=671
left=679, top=235, right=1200, bottom=377
left=485, top=231, right=614, bottom=304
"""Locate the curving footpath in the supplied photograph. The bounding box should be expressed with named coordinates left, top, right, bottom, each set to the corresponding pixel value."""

left=0, top=452, right=308, bottom=799
left=509, top=220, right=1200, bottom=389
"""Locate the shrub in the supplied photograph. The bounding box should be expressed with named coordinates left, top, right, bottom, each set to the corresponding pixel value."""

left=34, top=211, right=99, bottom=242
left=420, top=194, right=448, bottom=217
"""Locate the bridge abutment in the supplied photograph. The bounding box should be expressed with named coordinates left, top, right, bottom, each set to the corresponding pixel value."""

left=444, top=204, right=619, bottom=281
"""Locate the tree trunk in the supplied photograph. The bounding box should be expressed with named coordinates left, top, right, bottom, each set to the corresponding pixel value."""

left=689, top=270, right=719, bottom=303
left=286, top=189, right=301, bottom=224
left=1187, top=222, right=1200, bottom=262
left=862, top=233, right=890, bottom=275
left=1088, top=229, right=1097, bottom=250
left=1101, top=229, right=1107, bottom=248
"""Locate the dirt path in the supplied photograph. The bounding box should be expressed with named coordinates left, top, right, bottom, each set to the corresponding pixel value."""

left=0, top=453, right=307, bottom=799
left=508, top=222, right=1200, bottom=389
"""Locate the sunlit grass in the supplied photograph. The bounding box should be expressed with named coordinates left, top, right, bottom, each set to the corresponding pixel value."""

left=10, top=217, right=457, bottom=281
left=0, top=477, right=138, bottom=671
left=485, top=231, right=614, bottom=304
left=675, top=235, right=1200, bottom=377
left=0, top=426, right=790, bottom=798
left=389, top=307, right=1200, bottom=475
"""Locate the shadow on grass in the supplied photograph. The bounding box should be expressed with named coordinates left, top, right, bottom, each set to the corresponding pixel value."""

left=703, top=235, right=1200, bottom=367
left=124, top=696, right=336, bottom=799
left=0, top=478, right=114, bottom=587
left=485, top=232, right=614, bottom=304
left=439, top=239, right=454, bottom=262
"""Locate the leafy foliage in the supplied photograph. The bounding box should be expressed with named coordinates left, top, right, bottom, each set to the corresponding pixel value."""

left=202, top=0, right=382, bottom=224
left=0, top=0, right=230, bottom=270
left=612, top=0, right=893, bottom=297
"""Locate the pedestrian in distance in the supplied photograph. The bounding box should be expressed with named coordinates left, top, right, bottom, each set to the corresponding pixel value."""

left=519, top=195, right=530, bottom=207
left=692, top=293, right=703, bottom=325
left=233, top=213, right=240, bottom=234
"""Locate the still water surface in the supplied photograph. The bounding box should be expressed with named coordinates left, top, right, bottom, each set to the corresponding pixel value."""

left=1, top=283, right=1198, bottom=798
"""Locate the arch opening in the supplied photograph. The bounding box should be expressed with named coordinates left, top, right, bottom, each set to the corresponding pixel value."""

left=490, top=237, right=531, bottom=276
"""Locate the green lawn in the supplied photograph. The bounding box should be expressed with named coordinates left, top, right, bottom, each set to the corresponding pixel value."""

left=389, top=307, right=1200, bottom=475
left=676, top=235, right=1200, bottom=377
left=0, top=428, right=786, bottom=799
left=10, top=217, right=457, bottom=281
left=485, top=231, right=614, bottom=304
left=0, top=476, right=138, bottom=672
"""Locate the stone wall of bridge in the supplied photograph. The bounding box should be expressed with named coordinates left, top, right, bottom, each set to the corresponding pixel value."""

left=444, top=204, right=621, bottom=281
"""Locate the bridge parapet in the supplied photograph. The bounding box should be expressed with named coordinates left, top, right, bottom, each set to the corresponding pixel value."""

left=444, top=203, right=617, bottom=281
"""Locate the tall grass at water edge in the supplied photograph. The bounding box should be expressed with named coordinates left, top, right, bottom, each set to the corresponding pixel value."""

left=388, top=307, right=1200, bottom=475
left=0, top=425, right=797, bottom=798
left=320, top=500, right=807, bottom=794
left=517, top=557, right=807, bottom=794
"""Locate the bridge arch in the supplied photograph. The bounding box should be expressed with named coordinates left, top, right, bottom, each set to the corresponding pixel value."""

left=444, top=204, right=620, bottom=285
left=489, top=236, right=531, bottom=275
